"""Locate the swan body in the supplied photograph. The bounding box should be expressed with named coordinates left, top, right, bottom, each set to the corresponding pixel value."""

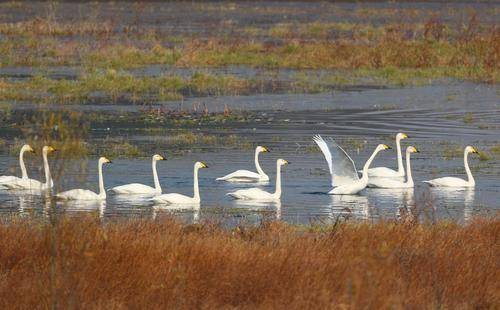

left=109, top=154, right=165, bottom=195
left=0, top=144, right=34, bottom=187
left=227, top=159, right=289, bottom=201
left=368, top=146, right=419, bottom=188
left=217, top=146, right=269, bottom=182
left=1, top=146, right=56, bottom=191
left=365, top=133, right=408, bottom=178
left=314, top=135, right=390, bottom=195
left=152, top=162, right=208, bottom=205
left=56, top=157, right=112, bottom=200
left=423, top=146, right=477, bottom=188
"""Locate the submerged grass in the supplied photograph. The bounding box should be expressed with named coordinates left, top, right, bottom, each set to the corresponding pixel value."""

left=0, top=216, right=498, bottom=308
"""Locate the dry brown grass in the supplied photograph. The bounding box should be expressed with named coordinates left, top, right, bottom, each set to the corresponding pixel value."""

left=0, top=216, right=498, bottom=309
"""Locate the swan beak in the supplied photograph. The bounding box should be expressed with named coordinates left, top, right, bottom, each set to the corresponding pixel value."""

left=48, top=146, right=57, bottom=152
left=414, top=147, right=420, bottom=153
left=383, top=144, right=391, bottom=150
left=201, top=162, right=208, bottom=168
left=263, top=147, right=270, bottom=153
left=472, top=147, right=478, bottom=153
left=284, top=160, right=290, bottom=165
left=160, top=155, right=166, bottom=160
left=402, top=133, right=409, bottom=139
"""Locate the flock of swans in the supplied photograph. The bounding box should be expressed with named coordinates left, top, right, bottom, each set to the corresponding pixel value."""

left=0, top=132, right=479, bottom=208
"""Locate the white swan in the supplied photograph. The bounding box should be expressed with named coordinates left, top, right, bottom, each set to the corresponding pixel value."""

left=0, top=144, right=34, bottom=186
left=313, top=135, right=390, bottom=195
left=1, top=146, right=56, bottom=191
left=152, top=161, right=208, bottom=205
left=368, top=146, right=419, bottom=188
left=423, top=146, right=478, bottom=187
left=56, top=157, right=112, bottom=200
left=227, top=159, right=289, bottom=201
left=216, top=146, right=269, bottom=182
left=109, top=154, right=166, bottom=195
left=365, top=132, right=408, bottom=178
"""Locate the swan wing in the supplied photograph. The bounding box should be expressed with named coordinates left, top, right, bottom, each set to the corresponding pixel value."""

left=110, top=183, right=156, bottom=195
left=227, top=188, right=273, bottom=200
left=57, top=189, right=99, bottom=200
left=152, top=193, right=195, bottom=204
left=216, top=170, right=262, bottom=181
left=313, top=135, right=359, bottom=187
left=423, top=177, right=469, bottom=187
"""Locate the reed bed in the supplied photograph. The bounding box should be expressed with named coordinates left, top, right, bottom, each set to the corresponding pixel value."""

left=0, top=216, right=498, bottom=308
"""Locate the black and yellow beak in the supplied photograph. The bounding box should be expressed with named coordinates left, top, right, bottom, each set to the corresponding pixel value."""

left=383, top=144, right=392, bottom=150
left=402, top=133, right=409, bottom=139
left=472, top=147, right=478, bottom=153
left=263, top=147, right=270, bottom=153
left=201, top=162, right=208, bottom=168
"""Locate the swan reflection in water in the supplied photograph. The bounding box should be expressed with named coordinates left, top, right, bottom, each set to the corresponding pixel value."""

left=56, top=200, right=107, bottom=218
left=427, top=187, right=476, bottom=223
left=230, top=199, right=282, bottom=221
left=152, top=204, right=201, bottom=224
left=368, top=188, right=415, bottom=221
left=329, top=194, right=369, bottom=221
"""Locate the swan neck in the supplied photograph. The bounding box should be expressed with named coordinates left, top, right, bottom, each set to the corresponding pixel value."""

left=396, top=138, right=404, bottom=175
left=274, top=163, right=282, bottom=198
left=19, top=148, right=28, bottom=179
left=193, top=166, right=200, bottom=202
left=152, top=158, right=161, bottom=193
left=43, top=150, right=52, bottom=189
left=362, top=148, right=381, bottom=180
left=255, top=150, right=267, bottom=178
left=464, top=150, right=474, bottom=185
left=98, top=161, right=106, bottom=199
left=406, top=151, right=413, bottom=186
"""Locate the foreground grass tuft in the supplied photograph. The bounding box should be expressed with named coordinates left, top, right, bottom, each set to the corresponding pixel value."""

left=0, top=216, right=498, bottom=308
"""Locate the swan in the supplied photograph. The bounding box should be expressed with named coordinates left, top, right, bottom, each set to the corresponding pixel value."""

left=365, top=132, right=408, bottom=178
left=109, top=154, right=166, bottom=195
left=368, top=146, right=419, bottom=188
left=152, top=161, right=208, bottom=205
left=1, top=146, right=56, bottom=191
left=227, top=159, right=289, bottom=201
left=313, top=135, right=391, bottom=195
left=0, top=144, right=35, bottom=186
left=423, top=146, right=478, bottom=187
left=56, top=157, right=112, bottom=200
left=216, top=146, right=270, bottom=182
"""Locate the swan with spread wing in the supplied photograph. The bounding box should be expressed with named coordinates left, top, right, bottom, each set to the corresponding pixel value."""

left=313, top=135, right=391, bottom=195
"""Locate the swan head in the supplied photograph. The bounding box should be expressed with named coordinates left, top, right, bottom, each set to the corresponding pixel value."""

left=42, top=146, right=57, bottom=154
left=277, top=159, right=289, bottom=166
left=153, top=154, right=166, bottom=161
left=256, top=146, right=270, bottom=153
left=21, top=144, right=35, bottom=153
left=407, top=146, right=419, bottom=153
left=396, top=133, right=409, bottom=141
left=465, top=146, right=478, bottom=154
left=376, top=144, right=392, bottom=152
left=195, top=161, right=209, bottom=169
left=99, top=157, right=112, bottom=165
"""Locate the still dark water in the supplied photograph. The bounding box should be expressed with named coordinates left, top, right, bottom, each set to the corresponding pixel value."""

left=1, top=82, right=498, bottom=225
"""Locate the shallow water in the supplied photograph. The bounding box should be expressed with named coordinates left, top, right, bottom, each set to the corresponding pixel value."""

left=1, top=81, right=499, bottom=225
